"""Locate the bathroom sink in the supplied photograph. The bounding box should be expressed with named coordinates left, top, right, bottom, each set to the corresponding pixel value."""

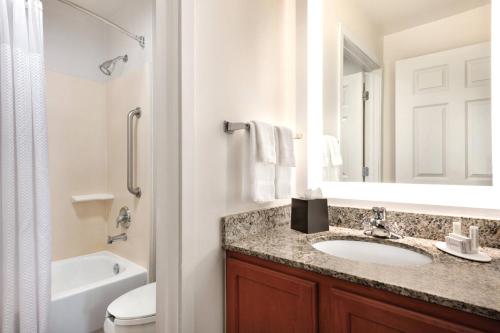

left=312, top=240, right=432, bottom=266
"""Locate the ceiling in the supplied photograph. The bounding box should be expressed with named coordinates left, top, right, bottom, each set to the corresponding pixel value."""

left=62, top=0, right=491, bottom=37
left=351, top=0, right=491, bottom=35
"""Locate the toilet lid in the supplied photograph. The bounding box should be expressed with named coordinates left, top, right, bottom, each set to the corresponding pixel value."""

left=108, top=282, right=156, bottom=320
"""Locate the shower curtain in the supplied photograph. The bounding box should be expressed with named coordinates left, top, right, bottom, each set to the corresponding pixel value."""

left=0, top=0, right=51, bottom=332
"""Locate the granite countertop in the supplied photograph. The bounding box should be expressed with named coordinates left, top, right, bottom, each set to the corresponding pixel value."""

left=222, top=224, right=500, bottom=321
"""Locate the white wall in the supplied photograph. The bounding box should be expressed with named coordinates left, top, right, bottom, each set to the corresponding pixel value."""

left=187, top=0, right=297, bottom=331
left=105, top=65, right=152, bottom=270
left=47, top=71, right=108, bottom=260
left=103, top=0, right=154, bottom=274
left=44, top=0, right=153, bottom=81
left=105, top=0, right=154, bottom=78
left=323, top=0, right=382, bottom=135
left=44, top=0, right=108, bottom=81
left=45, top=0, right=110, bottom=260
left=382, top=5, right=491, bottom=182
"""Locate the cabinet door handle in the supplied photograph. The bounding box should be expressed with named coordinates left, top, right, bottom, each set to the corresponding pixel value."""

left=127, top=107, right=142, bottom=198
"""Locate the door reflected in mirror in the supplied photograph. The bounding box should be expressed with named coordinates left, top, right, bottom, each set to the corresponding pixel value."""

left=322, top=0, right=492, bottom=186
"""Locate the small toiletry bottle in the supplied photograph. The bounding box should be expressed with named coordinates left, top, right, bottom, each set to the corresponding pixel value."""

left=362, top=218, right=371, bottom=233
left=452, top=220, right=462, bottom=235
left=469, top=226, right=479, bottom=254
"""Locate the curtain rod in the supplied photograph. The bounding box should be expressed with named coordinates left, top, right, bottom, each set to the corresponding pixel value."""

left=54, top=0, right=145, bottom=48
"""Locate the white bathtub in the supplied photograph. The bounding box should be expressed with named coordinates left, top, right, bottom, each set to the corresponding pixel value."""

left=49, top=251, right=147, bottom=333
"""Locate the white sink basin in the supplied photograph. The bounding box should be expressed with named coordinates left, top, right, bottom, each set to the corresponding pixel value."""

left=312, top=240, right=432, bottom=266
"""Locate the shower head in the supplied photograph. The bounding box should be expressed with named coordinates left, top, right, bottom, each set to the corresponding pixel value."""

left=99, top=54, right=128, bottom=76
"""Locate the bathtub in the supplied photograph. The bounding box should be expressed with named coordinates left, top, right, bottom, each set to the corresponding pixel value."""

left=49, top=251, right=147, bottom=333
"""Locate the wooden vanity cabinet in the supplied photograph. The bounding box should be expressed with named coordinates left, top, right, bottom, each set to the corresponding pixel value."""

left=226, top=257, right=318, bottom=333
left=226, top=251, right=499, bottom=333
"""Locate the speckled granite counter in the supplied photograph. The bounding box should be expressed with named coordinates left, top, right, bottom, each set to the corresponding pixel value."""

left=222, top=207, right=500, bottom=321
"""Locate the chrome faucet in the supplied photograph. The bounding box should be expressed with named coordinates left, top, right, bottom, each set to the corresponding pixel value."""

left=107, top=233, right=127, bottom=244
left=108, top=207, right=131, bottom=244
left=364, top=207, right=401, bottom=239
left=115, top=206, right=131, bottom=228
left=371, top=207, right=386, bottom=227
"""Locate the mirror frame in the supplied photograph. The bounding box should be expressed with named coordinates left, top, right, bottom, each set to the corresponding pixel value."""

left=307, top=1, right=500, bottom=210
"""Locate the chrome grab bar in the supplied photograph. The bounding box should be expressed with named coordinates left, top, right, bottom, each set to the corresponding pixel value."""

left=127, top=107, right=142, bottom=198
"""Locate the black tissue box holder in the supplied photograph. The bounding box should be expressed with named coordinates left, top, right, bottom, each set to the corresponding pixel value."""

left=291, top=198, right=329, bottom=234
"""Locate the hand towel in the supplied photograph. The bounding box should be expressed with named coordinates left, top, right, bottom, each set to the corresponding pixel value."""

left=323, top=164, right=341, bottom=182
left=323, top=137, right=332, bottom=167
left=254, top=121, right=276, bottom=164
left=275, top=126, right=296, bottom=167
left=331, top=137, right=343, bottom=166
left=275, top=126, right=295, bottom=199
left=324, top=135, right=342, bottom=166
left=249, top=122, right=275, bottom=202
left=275, top=165, right=291, bottom=199
left=323, top=135, right=342, bottom=182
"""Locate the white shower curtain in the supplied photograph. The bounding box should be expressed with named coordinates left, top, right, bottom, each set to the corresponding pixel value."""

left=0, top=0, right=51, bottom=332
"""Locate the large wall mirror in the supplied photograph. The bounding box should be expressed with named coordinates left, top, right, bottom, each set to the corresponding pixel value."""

left=322, top=0, right=492, bottom=187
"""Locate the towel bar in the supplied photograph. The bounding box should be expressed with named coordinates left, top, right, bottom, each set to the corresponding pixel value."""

left=223, top=121, right=303, bottom=139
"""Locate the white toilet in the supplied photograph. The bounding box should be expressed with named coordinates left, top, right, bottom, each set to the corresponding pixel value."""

left=103, top=282, right=156, bottom=333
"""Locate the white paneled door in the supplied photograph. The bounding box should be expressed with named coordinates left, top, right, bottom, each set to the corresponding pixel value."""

left=395, top=42, right=492, bottom=185
left=341, top=72, right=364, bottom=182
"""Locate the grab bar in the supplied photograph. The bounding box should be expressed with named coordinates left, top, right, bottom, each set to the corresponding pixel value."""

left=127, top=107, right=142, bottom=198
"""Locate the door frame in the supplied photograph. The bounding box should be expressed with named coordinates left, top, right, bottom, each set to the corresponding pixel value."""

left=153, top=0, right=183, bottom=331
left=364, top=69, right=383, bottom=182
left=336, top=24, right=382, bottom=182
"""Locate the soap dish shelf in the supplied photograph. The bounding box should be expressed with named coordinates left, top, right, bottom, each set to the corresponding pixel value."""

left=435, top=241, right=491, bottom=262
left=71, top=194, right=114, bottom=203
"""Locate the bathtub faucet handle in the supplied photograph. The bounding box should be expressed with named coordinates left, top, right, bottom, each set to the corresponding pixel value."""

left=116, top=206, right=131, bottom=228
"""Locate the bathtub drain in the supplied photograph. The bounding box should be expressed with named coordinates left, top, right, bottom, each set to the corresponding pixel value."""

left=113, top=263, right=120, bottom=275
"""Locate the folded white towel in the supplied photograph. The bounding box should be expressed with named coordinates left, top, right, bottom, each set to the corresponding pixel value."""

left=323, top=165, right=341, bottom=182
left=275, top=165, right=291, bottom=199
left=323, top=138, right=331, bottom=167
left=253, top=121, right=276, bottom=164
left=323, top=135, right=342, bottom=166
left=249, top=123, right=275, bottom=202
left=323, top=135, right=342, bottom=182
left=274, top=126, right=295, bottom=199
left=275, top=126, right=295, bottom=167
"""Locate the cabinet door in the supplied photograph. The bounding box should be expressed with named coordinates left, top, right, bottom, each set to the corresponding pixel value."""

left=226, top=258, right=318, bottom=333
left=330, top=288, right=482, bottom=333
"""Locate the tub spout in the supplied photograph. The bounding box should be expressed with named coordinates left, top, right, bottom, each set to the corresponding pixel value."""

left=107, top=233, right=127, bottom=244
